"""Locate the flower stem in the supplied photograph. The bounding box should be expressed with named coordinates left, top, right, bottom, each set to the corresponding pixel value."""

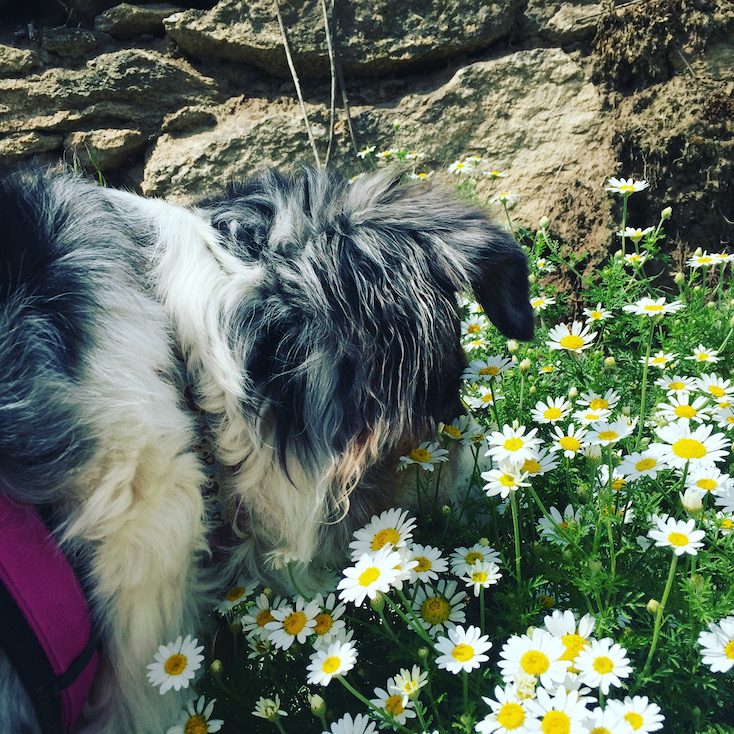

left=463, top=670, right=469, bottom=713
left=510, top=491, right=522, bottom=589
left=635, top=318, right=655, bottom=449
left=640, top=553, right=679, bottom=679
left=337, top=676, right=412, bottom=734
left=274, top=718, right=288, bottom=734
left=479, top=587, right=486, bottom=633
left=620, top=194, right=629, bottom=254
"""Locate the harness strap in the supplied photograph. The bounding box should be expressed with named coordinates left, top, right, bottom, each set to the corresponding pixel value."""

left=0, top=494, right=98, bottom=733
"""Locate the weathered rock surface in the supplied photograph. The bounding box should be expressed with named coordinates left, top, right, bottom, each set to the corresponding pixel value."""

left=41, top=27, right=99, bottom=58
left=64, top=127, right=147, bottom=170
left=0, top=44, right=39, bottom=78
left=525, top=1, right=602, bottom=43
left=95, top=3, right=184, bottom=39
left=165, top=0, right=520, bottom=78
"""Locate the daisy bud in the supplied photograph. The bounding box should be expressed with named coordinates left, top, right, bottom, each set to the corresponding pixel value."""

left=706, top=301, right=716, bottom=309
left=690, top=573, right=704, bottom=590
left=479, top=537, right=490, bottom=546
left=588, top=559, right=603, bottom=576
left=263, top=587, right=273, bottom=598
left=210, top=659, right=223, bottom=675
left=507, top=339, right=519, bottom=353
left=661, top=206, right=672, bottom=220
left=604, top=356, right=616, bottom=369
left=680, top=488, right=703, bottom=515
left=568, top=386, right=578, bottom=398
left=646, top=599, right=660, bottom=614
left=693, top=285, right=702, bottom=292
left=529, top=385, right=537, bottom=395
left=539, top=215, right=550, bottom=229
left=441, top=504, right=452, bottom=515
left=417, top=646, right=430, bottom=660
left=673, top=271, right=685, bottom=284
left=694, top=246, right=703, bottom=256
left=370, top=593, right=385, bottom=613
left=308, top=694, right=327, bottom=716
left=519, top=358, right=531, bottom=371
left=528, top=274, right=537, bottom=284
left=622, top=405, right=631, bottom=416
left=615, top=249, right=624, bottom=259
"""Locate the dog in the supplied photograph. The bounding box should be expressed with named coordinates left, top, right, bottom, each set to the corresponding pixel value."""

left=0, top=164, right=533, bottom=733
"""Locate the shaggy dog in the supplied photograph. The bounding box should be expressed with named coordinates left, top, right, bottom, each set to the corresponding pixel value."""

left=0, top=165, right=533, bottom=733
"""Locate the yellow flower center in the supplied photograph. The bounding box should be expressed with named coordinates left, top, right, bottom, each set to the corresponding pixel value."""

left=444, top=425, right=462, bottom=439
left=358, top=567, right=381, bottom=586
left=724, top=640, right=734, bottom=659
left=371, top=527, right=401, bottom=550
left=590, top=728, right=612, bottom=734
left=504, top=437, right=525, bottom=452
left=467, top=323, right=481, bottom=334
left=589, top=398, right=610, bottom=410
left=674, top=405, right=697, bottom=419
left=385, top=694, right=404, bottom=716
left=420, top=596, right=451, bottom=625
left=471, top=570, right=489, bottom=584
left=625, top=712, right=644, bottom=731
left=465, top=551, right=484, bottom=565
left=593, top=655, right=614, bottom=674
left=619, top=184, right=636, bottom=193
left=522, top=458, right=542, bottom=474
left=184, top=714, right=209, bottom=734
left=163, top=653, right=187, bottom=676
left=643, top=304, right=664, bottom=312
left=672, top=438, right=707, bottom=460
left=314, top=612, right=334, bottom=636
left=481, top=392, right=495, bottom=404
left=542, top=710, right=571, bottom=734
left=698, top=256, right=713, bottom=264
left=590, top=310, right=603, bottom=319
left=225, top=586, right=246, bottom=602
left=521, top=650, right=550, bottom=675
left=256, top=609, right=274, bottom=628
left=560, top=633, right=587, bottom=661
left=612, top=478, right=626, bottom=491
left=540, top=365, right=555, bottom=372
left=651, top=356, right=666, bottom=365
left=721, top=519, right=734, bottom=530
left=696, top=478, right=717, bottom=492
left=544, top=407, right=563, bottom=420
left=499, top=473, right=517, bottom=487
left=636, top=458, right=657, bottom=471
left=497, top=703, right=525, bottom=730
left=559, top=334, right=585, bottom=350
left=414, top=556, right=432, bottom=572
left=708, top=385, right=725, bottom=397
left=283, top=611, right=307, bottom=635
left=539, top=595, right=555, bottom=608
left=452, top=643, right=475, bottom=662
left=696, top=353, right=710, bottom=361
left=321, top=655, right=341, bottom=674
left=667, top=532, right=689, bottom=547
left=598, top=430, right=619, bottom=442
left=409, top=448, right=431, bottom=463
left=479, top=365, right=501, bottom=375
left=559, top=436, right=580, bottom=452
left=669, top=381, right=685, bottom=390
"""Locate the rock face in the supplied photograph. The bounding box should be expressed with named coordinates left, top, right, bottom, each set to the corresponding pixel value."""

left=0, top=0, right=732, bottom=254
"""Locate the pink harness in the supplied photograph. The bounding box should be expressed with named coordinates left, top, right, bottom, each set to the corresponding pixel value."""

left=0, top=493, right=98, bottom=733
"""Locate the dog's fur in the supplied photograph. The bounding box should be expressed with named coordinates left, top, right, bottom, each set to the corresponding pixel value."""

left=0, top=165, right=532, bottom=733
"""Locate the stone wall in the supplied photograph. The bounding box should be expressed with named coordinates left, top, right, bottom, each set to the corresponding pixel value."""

left=0, top=0, right=732, bottom=256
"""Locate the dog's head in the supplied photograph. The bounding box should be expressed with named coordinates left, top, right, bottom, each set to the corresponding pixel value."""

left=204, top=167, right=533, bottom=567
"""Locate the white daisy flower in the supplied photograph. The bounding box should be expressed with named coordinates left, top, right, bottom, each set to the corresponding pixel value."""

left=537, top=505, right=584, bottom=546
left=546, top=321, right=598, bottom=353
left=622, top=297, right=684, bottom=317
left=313, top=626, right=355, bottom=653
left=531, top=295, right=556, bottom=312
left=531, top=397, right=573, bottom=424
left=619, top=449, right=667, bottom=480
left=535, top=257, right=557, bottom=273
left=398, top=441, right=449, bottom=472
left=388, top=665, right=429, bottom=699
left=624, top=252, right=648, bottom=267
left=606, top=695, right=665, bottom=733
left=448, top=159, right=476, bottom=175
left=252, top=695, right=287, bottom=721
left=696, top=373, right=734, bottom=400
left=483, top=168, right=509, bottom=179
left=519, top=448, right=560, bottom=477
left=586, top=419, right=636, bottom=446
left=575, top=637, right=632, bottom=694
left=606, top=177, right=649, bottom=195
left=306, top=639, right=358, bottom=686
left=641, top=350, right=676, bottom=369
left=573, top=407, right=612, bottom=426
left=698, top=615, right=734, bottom=672
left=146, top=635, right=204, bottom=694
left=407, top=544, right=448, bottom=583
left=581, top=706, right=633, bottom=733
left=596, top=464, right=629, bottom=494
left=215, top=575, right=257, bottom=615
left=482, top=461, right=531, bottom=499
left=389, top=546, right=419, bottom=591
left=655, top=395, right=711, bottom=425
left=652, top=423, right=730, bottom=468
left=265, top=596, right=320, bottom=650
left=647, top=515, right=705, bottom=555
left=311, top=592, right=347, bottom=645
left=524, top=687, right=588, bottom=733
left=435, top=625, right=492, bottom=673
left=166, top=696, right=223, bottom=734
left=323, top=713, right=377, bottom=734
left=583, top=303, right=613, bottom=322
left=494, top=192, right=518, bottom=206
left=687, top=252, right=717, bottom=268
left=349, top=507, right=416, bottom=559
left=241, top=593, right=283, bottom=640
left=716, top=484, right=734, bottom=513
left=655, top=374, right=696, bottom=395
left=619, top=225, right=654, bottom=243
left=714, top=511, right=734, bottom=535
left=440, top=414, right=484, bottom=445
left=686, top=344, right=720, bottom=364
left=246, top=636, right=273, bottom=660
left=462, top=314, right=488, bottom=336
left=371, top=678, right=416, bottom=725
left=412, top=579, right=467, bottom=634
left=543, top=610, right=596, bottom=667
left=463, top=356, right=514, bottom=381
left=715, top=406, right=734, bottom=431
left=498, top=630, right=570, bottom=689
left=549, top=424, right=589, bottom=458
left=476, top=685, right=537, bottom=734
left=539, top=363, right=558, bottom=374
left=338, top=547, right=403, bottom=606
left=577, top=389, right=621, bottom=412
left=461, top=560, right=503, bottom=596
left=450, top=544, right=502, bottom=575
left=487, top=425, right=542, bottom=464
left=356, top=145, right=375, bottom=159
left=685, top=464, right=733, bottom=497
left=465, top=384, right=504, bottom=411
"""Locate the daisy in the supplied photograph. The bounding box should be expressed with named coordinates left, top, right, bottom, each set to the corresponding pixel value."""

left=539, top=363, right=558, bottom=374
left=166, top=696, right=223, bottom=734
left=583, top=303, right=613, bottom=322
left=465, top=384, right=503, bottom=411
left=652, top=422, right=730, bottom=468
left=544, top=610, right=596, bottom=667
left=435, top=625, right=492, bottom=674
left=715, top=406, right=734, bottom=430
left=655, top=374, right=695, bottom=395
left=587, top=419, right=636, bottom=446
left=686, top=344, right=720, bottom=364
left=624, top=252, right=648, bottom=267
left=450, top=544, right=502, bottom=575
left=464, top=335, right=488, bottom=351
left=461, top=560, right=503, bottom=596
left=550, top=424, right=588, bottom=458
left=246, top=637, right=273, bottom=660
left=698, top=616, right=734, bottom=672
left=462, top=314, right=487, bottom=336
left=215, top=575, right=257, bottom=615
left=577, top=389, right=621, bottom=412
left=371, top=679, right=416, bottom=725
left=647, top=516, right=705, bottom=555
left=715, top=511, right=734, bottom=535
left=484, top=169, right=509, bottom=179
left=606, top=695, right=665, bottom=733
left=596, top=464, right=629, bottom=493
left=524, top=687, right=588, bottom=734
left=477, top=685, right=538, bottom=734
left=546, top=321, right=598, bottom=353
left=716, top=485, right=734, bottom=513
left=519, top=448, right=560, bottom=477
left=324, top=713, right=377, bottom=734
left=482, top=461, right=531, bottom=499
left=356, top=145, right=375, bottom=159
left=146, top=635, right=204, bottom=694
left=582, top=707, right=634, bottom=733
left=486, top=425, right=542, bottom=464
left=531, top=396, right=572, bottom=424
left=494, top=192, right=518, bottom=206
left=448, top=159, right=475, bottom=175
left=311, top=592, right=347, bottom=645
left=685, top=464, right=732, bottom=496
left=536, top=258, right=557, bottom=273
left=349, top=507, right=416, bottom=558
left=575, top=637, right=632, bottom=694
left=389, top=665, right=429, bottom=699
left=398, top=441, right=449, bottom=472
left=412, top=579, right=467, bottom=634
left=573, top=407, right=612, bottom=426
left=441, top=414, right=484, bottom=445
left=407, top=544, right=448, bottom=583
left=463, top=356, right=514, bottom=381
left=697, top=373, right=734, bottom=399
left=537, top=505, right=584, bottom=546
left=641, top=350, right=676, bottom=369
left=619, top=450, right=666, bottom=480
left=655, top=395, right=711, bottom=425
left=338, top=546, right=403, bottom=606
left=687, top=252, right=717, bottom=268
left=252, top=695, right=287, bottom=721
left=606, top=177, right=649, bottom=195
left=531, top=295, right=556, bottom=312
left=619, top=226, right=654, bottom=243
left=306, top=639, right=358, bottom=686
left=498, top=630, right=569, bottom=688
left=622, top=297, right=684, bottom=317
left=266, top=596, right=320, bottom=650
left=241, top=593, right=282, bottom=640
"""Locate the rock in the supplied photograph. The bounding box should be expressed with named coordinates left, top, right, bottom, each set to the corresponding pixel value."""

left=165, top=0, right=520, bottom=78
left=525, top=1, right=601, bottom=44
left=0, top=131, right=62, bottom=163
left=161, top=104, right=217, bottom=133
left=42, top=27, right=99, bottom=59
left=64, top=128, right=146, bottom=170
left=95, top=3, right=184, bottom=39
left=0, top=44, right=40, bottom=78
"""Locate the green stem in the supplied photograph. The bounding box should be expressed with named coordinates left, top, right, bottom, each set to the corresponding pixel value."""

left=274, top=718, right=288, bottom=734
left=620, top=194, right=629, bottom=255
left=384, top=592, right=435, bottom=648
left=463, top=670, right=469, bottom=714
left=337, top=676, right=412, bottom=734
left=527, top=485, right=580, bottom=549
left=286, top=562, right=307, bottom=598
left=640, top=553, right=679, bottom=679
left=510, top=491, right=522, bottom=589
left=635, top=318, right=656, bottom=450
left=480, top=587, right=486, bottom=633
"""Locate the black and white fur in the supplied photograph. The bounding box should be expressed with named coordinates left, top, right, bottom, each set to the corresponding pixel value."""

left=0, top=165, right=533, bottom=733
